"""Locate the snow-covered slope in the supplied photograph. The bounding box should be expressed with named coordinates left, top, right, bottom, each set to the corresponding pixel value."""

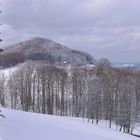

left=0, top=65, right=19, bottom=77
left=133, top=123, right=140, bottom=136
left=0, top=108, right=139, bottom=140
left=0, top=37, right=95, bottom=66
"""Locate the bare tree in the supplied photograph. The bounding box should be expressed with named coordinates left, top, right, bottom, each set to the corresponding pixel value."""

left=0, top=73, right=6, bottom=107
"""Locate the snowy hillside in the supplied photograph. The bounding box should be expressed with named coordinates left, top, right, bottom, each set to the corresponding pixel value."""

left=0, top=37, right=94, bottom=67
left=0, top=108, right=139, bottom=140
left=0, top=65, right=19, bottom=77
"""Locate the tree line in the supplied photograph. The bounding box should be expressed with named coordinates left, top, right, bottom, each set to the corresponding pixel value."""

left=0, top=61, right=140, bottom=134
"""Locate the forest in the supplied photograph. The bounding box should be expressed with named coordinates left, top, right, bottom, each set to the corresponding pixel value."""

left=0, top=61, right=140, bottom=134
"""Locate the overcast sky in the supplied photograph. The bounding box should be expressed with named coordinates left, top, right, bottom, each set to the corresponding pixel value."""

left=1, top=0, right=140, bottom=63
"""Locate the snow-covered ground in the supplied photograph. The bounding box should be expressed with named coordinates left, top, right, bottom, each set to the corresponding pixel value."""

left=0, top=63, right=23, bottom=78
left=133, top=123, right=140, bottom=136
left=0, top=108, right=139, bottom=140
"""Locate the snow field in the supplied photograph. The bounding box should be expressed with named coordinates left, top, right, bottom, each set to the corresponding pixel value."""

left=0, top=108, right=139, bottom=140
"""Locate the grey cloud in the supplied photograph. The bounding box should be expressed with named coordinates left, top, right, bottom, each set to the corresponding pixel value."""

left=1, top=0, right=140, bottom=62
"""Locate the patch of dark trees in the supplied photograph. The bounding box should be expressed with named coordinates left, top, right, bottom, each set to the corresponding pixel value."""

left=25, top=52, right=56, bottom=64
left=0, top=48, right=3, bottom=53
left=0, top=52, right=62, bottom=67
left=0, top=52, right=25, bottom=68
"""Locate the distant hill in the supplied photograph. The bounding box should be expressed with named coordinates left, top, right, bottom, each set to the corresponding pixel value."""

left=0, top=37, right=95, bottom=67
left=112, top=62, right=140, bottom=70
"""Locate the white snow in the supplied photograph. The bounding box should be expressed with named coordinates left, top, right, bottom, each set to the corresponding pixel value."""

left=0, top=108, right=139, bottom=140
left=0, top=64, right=24, bottom=78
left=133, top=123, right=140, bottom=136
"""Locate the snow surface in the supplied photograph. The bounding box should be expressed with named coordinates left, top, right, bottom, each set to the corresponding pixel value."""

left=0, top=108, right=139, bottom=140
left=0, top=64, right=23, bottom=78
left=133, top=123, right=140, bottom=136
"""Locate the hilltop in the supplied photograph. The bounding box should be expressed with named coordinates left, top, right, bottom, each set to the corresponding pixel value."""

left=0, top=37, right=94, bottom=67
